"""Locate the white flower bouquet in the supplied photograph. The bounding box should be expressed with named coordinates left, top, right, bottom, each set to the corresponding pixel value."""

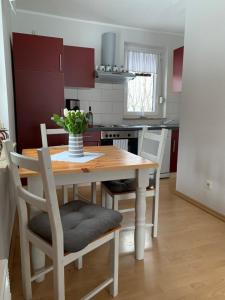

left=52, top=109, right=88, bottom=135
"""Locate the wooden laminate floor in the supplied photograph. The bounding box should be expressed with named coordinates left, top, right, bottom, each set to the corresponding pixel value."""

left=10, top=179, right=225, bottom=300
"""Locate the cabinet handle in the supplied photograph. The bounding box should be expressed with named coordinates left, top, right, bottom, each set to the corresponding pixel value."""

left=173, top=139, right=176, bottom=153
left=59, top=54, right=62, bottom=72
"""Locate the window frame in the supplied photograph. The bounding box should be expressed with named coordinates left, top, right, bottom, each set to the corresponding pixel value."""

left=123, top=43, right=164, bottom=119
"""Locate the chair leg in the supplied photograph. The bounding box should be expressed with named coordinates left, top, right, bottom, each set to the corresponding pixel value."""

left=152, top=171, right=160, bottom=238
left=62, top=185, right=68, bottom=204
left=73, top=184, right=79, bottom=200
left=76, top=257, right=83, bottom=270
left=20, top=234, right=32, bottom=300
left=91, top=182, right=97, bottom=204
left=113, top=195, right=119, bottom=211
left=152, top=194, right=159, bottom=238
left=53, top=255, right=65, bottom=300
left=106, top=193, right=112, bottom=209
left=110, top=230, right=119, bottom=297
left=101, top=186, right=106, bottom=207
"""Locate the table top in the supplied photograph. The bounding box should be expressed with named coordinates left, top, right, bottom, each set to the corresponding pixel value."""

left=20, top=146, right=158, bottom=178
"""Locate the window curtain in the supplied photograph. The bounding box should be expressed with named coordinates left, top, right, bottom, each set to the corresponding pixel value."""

left=125, top=45, right=160, bottom=74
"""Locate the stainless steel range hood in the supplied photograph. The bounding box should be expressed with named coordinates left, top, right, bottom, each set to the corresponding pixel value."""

left=95, top=32, right=135, bottom=84
left=95, top=71, right=135, bottom=83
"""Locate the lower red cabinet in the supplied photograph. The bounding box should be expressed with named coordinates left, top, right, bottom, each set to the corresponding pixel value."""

left=170, top=129, right=179, bottom=172
left=83, top=131, right=101, bottom=146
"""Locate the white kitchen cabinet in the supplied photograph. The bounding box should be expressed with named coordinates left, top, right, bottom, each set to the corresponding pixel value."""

left=160, top=129, right=172, bottom=177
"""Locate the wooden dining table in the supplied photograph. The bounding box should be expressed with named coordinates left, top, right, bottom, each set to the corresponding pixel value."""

left=20, top=145, right=158, bottom=281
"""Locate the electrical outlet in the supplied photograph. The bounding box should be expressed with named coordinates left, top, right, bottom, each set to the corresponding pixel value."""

left=205, top=180, right=213, bottom=190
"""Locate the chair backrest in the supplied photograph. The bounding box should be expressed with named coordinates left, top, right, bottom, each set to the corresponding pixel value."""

left=3, top=140, right=63, bottom=249
left=139, top=127, right=168, bottom=170
left=40, top=123, right=67, bottom=147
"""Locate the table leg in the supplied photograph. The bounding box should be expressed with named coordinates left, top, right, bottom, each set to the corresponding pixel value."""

left=135, top=169, right=149, bottom=260
left=28, top=176, right=45, bottom=282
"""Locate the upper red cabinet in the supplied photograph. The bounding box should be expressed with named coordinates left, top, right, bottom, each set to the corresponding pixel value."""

left=172, top=46, right=184, bottom=93
left=13, top=33, right=64, bottom=73
left=64, top=45, right=95, bottom=88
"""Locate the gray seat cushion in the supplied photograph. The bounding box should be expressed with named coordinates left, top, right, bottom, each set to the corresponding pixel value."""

left=28, top=200, right=122, bottom=253
left=103, top=178, right=155, bottom=194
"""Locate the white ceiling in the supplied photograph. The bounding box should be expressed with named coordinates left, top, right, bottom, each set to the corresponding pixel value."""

left=15, top=0, right=186, bottom=34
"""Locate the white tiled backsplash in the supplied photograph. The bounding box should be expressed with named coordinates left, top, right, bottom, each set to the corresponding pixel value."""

left=64, top=83, right=180, bottom=125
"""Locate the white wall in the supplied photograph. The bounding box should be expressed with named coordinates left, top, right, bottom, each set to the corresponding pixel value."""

left=0, top=165, right=15, bottom=259
left=0, top=0, right=16, bottom=259
left=177, top=0, right=225, bottom=214
left=0, top=0, right=15, bottom=140
left=12, top=10, right=183, bottom=124
left=65, top=83, right=124, bottom=125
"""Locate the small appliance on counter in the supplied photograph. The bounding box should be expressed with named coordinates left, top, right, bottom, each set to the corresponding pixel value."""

left=65, top=99, right=80, bottom=111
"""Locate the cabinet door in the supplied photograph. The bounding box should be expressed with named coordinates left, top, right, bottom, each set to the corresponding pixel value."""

left=14, top=70, right=65, bottom=152
left=13, top=33, right=64, bottom=73
left=173, top=47, right=184, bottom=92
left=170, top=129, right=179, bottom=172
left=83, top=131, right=100, bottom=146
left=84, top=141, right=99, bottom=146
left=64, top=45, right=94, bottom=88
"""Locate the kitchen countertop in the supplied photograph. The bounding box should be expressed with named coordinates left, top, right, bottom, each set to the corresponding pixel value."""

left=87, top=124, right=179, bottom=131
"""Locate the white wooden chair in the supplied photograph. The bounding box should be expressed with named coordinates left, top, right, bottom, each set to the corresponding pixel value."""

left=101, top=128, right=168, bottom=237
left=4, top=140, right=121, bottom=300
left=0, top=259, right=11, bottom=300
left=40, top=123, right=97, bottom=204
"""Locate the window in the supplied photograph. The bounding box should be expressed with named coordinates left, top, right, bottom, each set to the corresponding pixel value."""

left=124, top=44, right=161, bottom=118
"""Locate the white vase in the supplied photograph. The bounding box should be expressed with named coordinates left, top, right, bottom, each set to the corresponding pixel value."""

left=68, top=134, right=84, bottom=157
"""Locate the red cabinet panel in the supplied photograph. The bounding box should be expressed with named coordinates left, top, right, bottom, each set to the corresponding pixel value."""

left=173, top=47, right=184, bottom=92
left=13, top=33, right=64, bottom=73
left=170, top=129, right=179, bottom=172
left=64, top=45, right=95, bottom=88
left=14, top=70, right=65, bottom=152
left=83, top=131, right=100, bottom=146
left=84, top=141, right=99, bottom=146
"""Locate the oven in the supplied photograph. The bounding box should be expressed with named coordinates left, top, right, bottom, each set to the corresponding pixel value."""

left=100, top=130, right=138, bottom=154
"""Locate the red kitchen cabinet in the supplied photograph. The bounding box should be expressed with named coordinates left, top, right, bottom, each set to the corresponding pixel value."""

left=170, top=129, right=179, bottom=172
left=83, top=131, right=101, bottom=146
left=13, top=33, right=65, bottom=152
left=13, top=33, right=64, bottom=73
left=173, top=46, right=184, bottom=92
left=14, top=70, right=65, bottom=152
left=64, top=45, right=95, bottom=88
